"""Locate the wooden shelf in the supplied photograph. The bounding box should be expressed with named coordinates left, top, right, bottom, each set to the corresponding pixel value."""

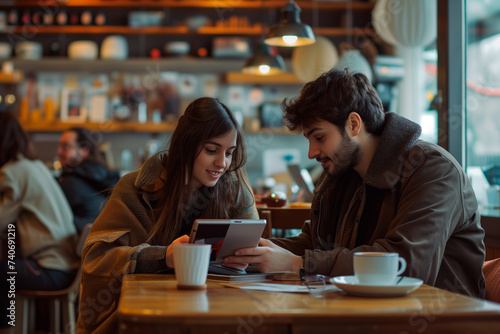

left=4, top=26, right=374, bottom=37
left=226, top=72, right=302, bottom=85
left=197, top=26, right=264, bottom=35
left=5, top=1, right=374, bottom=10
left=6, top=59, right=303, bottom=79
left=0, top=1, right=375, bottom=40
left=21, top=120, right=296, bottom=135
left=17, top=25, right=261, bottom=36
left=9, top=26, right=190, bottom=35
left=4, top=58, right=249, bottom=73
left=4, top=0, right=375, bottom=139
left=315, top=27, right=375, bottom=37
left=0, top=71, right=23, bottom=84
left=21, top=121, right=177, bottom=133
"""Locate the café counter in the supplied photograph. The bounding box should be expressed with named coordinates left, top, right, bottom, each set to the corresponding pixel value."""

left=118, top=274, right=500, bottom=334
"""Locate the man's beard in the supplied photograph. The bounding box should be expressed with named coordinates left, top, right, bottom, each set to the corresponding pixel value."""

left=326, top=132, right=360, bottom=178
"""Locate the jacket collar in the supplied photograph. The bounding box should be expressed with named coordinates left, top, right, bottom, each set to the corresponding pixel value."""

left=364, top=112, right=421, bottom=189
left=134, top=151, right=168, bottom=192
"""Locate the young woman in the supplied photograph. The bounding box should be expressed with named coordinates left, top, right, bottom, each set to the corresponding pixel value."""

left=76, top=97, right=258, bottom=333
left=0, top=112, right=79, bottom=334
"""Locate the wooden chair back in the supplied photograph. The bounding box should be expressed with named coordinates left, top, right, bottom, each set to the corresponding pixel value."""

left=258, top=207, right=311, bottom=238
left=15, top=223, right=92, bottom=334
left=483, top=258, right=500, bottom=303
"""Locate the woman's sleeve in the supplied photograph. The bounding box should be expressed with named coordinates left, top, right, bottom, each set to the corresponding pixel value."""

left=78, top=174, right=167, bottom=330
left=81, top=197, right=167, bottom=279
left=0, top=169, right=22, bottom=230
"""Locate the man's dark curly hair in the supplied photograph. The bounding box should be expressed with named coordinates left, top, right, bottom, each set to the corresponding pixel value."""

left=282, top=68, right=385, bottom=135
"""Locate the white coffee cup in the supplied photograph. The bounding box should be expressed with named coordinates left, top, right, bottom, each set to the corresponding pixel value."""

left=353, top=252, right=406, bottom=286
left=173, top=244, right=211, bottom=289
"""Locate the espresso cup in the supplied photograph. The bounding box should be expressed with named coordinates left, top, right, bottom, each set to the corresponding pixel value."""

left=353, top=252, right=406, bottom=286
left=173, top=244, right=211, bottom=289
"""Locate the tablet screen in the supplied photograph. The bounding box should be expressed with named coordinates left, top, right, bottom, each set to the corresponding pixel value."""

left=189, top=219, right=266, bottom=263
left=190, top=222, right=229, bottom=262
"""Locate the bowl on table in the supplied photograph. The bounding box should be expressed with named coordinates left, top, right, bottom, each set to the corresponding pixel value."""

left=263, top=192, right=287, bottom=207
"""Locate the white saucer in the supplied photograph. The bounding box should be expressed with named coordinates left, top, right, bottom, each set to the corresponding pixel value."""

left=330, top=276, right=423, bottom=297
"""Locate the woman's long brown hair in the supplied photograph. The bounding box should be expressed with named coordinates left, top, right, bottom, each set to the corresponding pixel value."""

left=147, top=97, right=253, bottom=245
left=0, top=111, right=37, bottom=168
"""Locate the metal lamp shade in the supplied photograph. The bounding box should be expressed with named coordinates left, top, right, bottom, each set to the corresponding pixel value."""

left=264, top=0, right=315, bottom=47
left=242, top=43, right=286, bottom=75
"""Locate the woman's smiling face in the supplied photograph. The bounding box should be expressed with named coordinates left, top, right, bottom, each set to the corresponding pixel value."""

left=191, top=129, right=237, bottom=190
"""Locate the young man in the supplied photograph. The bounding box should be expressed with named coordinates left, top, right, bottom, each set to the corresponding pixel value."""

left=57, top=127, right=120, bottom=232
left=225, top=68, right=485, bottom=298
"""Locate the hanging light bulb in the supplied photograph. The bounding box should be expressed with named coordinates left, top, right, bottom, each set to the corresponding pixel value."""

left=242, top=42, right=286, bottom=75
left=258, top=65, right=271, bottom=74
left=282, top=35, right=298, bottom=45
left=264, top=0, right=315, bottom=47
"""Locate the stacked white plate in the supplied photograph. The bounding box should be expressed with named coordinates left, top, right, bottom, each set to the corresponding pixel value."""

left=68, top=41, right=98, bottom=60
left=101, top=35, right=128, bottom=60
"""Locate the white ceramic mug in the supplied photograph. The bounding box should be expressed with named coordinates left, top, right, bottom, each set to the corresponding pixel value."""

left=353, top=252, right=406, bottom=286
left=173, top=244, right=211, bottom=289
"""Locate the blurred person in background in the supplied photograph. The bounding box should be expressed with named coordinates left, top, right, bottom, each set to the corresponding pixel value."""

left=57, top=127, right=120, bottom=232
left=0, top=112, right=79, bottom=334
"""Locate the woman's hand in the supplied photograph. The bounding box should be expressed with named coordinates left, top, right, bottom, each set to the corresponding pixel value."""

left=165, top=235, right=190, bottom=268
left=223, top=238, right=303, bottom=273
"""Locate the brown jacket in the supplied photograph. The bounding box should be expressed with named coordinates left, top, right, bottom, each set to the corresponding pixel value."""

left=272, top=113, right=486, bottom=298
left=76, top=152, right=258, bottom=333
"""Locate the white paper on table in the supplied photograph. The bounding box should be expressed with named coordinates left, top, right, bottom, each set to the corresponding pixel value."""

left=221, top=283, right=340, bottom=293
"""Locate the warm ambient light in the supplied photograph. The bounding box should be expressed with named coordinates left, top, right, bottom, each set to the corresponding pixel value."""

left=242, top=43, right=286, bottom=75
left=258, top=65, right=271, bottom=74
left=264, top=0, right=315, bottom=47
left=282, top=35, right=298, bottom=45
left=5, top=94, right=16, bottom=105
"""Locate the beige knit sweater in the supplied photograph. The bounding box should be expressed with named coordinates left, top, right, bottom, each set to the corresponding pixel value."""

left=0, top=157, right=78, bottom=271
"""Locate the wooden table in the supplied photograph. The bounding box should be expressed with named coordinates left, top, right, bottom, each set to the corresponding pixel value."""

left=118, top=274, right=500, bottom=334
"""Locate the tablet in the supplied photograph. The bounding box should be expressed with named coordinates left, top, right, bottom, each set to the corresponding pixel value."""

left=188, top=219, right=266, bottom=264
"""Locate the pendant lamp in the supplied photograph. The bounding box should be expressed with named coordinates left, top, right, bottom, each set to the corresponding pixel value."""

left=292, top=36, right=339, bottom=83
left=372, top=0, right=437, bottom=122
left=336, top=49, right=373, bottom=82
left=242, top=42, right=286, bottom=75
left=372, top=0, right=437, bottom=47
left=264, top=0, right=315, bottom=47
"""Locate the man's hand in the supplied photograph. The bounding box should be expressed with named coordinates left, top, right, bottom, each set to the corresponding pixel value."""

left=166, top=235, right=190, bottom=268
left=223, top=238, right=303, bottom=273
